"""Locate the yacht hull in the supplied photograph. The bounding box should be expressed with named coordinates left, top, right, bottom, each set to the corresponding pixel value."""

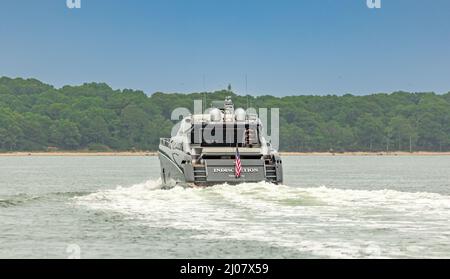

left=158, top=146, right=283, bottom=188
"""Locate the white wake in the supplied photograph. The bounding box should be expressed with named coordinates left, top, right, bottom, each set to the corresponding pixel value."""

left=74, top=180, right=450, bottom=258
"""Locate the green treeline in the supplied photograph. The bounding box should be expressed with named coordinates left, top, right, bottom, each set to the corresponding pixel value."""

left=0, top=77, right=449, bottom=152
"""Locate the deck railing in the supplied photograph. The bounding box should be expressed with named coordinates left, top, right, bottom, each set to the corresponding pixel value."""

left=160, top=138, right=171, bottom=148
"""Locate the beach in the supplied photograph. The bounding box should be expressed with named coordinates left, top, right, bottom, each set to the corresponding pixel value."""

left=0, top=152, right=158, bottom=156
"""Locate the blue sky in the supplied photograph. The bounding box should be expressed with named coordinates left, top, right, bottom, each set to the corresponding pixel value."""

left=0, top=0, right=449, bottom=96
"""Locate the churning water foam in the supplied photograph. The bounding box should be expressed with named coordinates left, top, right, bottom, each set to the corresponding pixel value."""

left=74, top=180, right=450, bottom=258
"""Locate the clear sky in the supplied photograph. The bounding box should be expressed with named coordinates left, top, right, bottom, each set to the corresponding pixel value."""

left=1, top=0, right=449, bottom=96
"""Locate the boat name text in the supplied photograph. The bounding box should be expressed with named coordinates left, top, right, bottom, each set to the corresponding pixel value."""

left=213, top=168, right=259, bottom=173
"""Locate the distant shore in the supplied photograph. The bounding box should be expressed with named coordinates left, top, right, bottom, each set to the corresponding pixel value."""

left=0, top=152, right=158, bottom=157
left=1, top=151, right=450, bottom=157
left=279, top=151, right=450, bottom=156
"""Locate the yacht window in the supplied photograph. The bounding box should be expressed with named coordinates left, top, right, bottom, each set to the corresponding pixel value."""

left=189, top=123, right=260, bottom=147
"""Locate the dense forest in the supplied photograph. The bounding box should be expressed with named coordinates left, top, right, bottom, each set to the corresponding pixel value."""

left=0, top=77, right=449, bottom=152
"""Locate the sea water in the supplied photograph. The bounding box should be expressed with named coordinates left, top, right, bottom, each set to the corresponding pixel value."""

left=1, top=156, right=449, bottom=258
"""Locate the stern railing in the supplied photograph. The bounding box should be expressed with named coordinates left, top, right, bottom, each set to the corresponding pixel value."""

left=160, top=138, right=171, bottom=148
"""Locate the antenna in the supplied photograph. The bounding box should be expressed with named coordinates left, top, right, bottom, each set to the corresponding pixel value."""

left=245, top=74, right=249, bottom=109
left=245, top=74, right=248, bottom=95
left=202, top=74, right=206, bottom=112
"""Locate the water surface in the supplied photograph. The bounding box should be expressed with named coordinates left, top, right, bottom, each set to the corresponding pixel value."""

left=1, top=156, right=449, bottom=258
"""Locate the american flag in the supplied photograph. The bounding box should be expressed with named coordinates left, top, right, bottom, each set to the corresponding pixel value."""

left=235, top=147, right=242, bottom=178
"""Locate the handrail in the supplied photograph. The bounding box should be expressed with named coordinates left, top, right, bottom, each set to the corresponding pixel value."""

left=160, top=138, right=171, bottom=148
left=160, top=138, right=184, bottom=151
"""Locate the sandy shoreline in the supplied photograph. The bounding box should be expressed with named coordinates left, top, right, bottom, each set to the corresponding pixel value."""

left=279, top=151, right=450, bottom=156
left=0, top=152, right=158, bottom=157
left=1, top=151, right=449, bottom=157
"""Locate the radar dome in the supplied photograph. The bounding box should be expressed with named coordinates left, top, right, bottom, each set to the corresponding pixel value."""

left=235, top=108, right=246, bottom=121
left=210, top=108, right=222, bottom=122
